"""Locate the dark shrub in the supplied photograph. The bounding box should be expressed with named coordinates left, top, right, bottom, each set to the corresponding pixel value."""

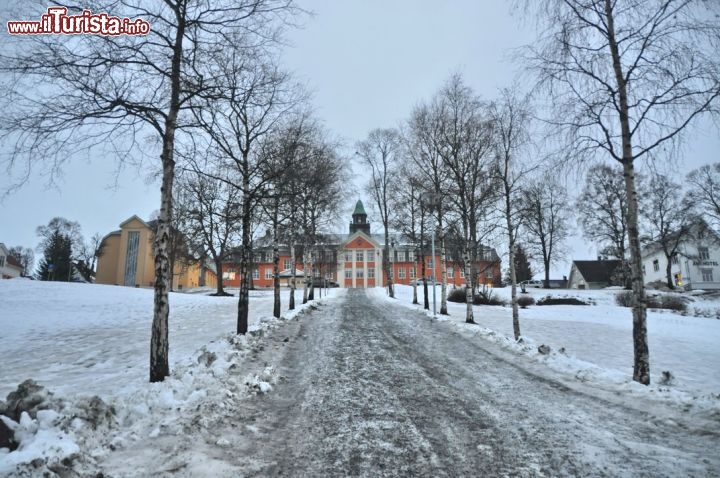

left=619, top=291, right=687, bottom=313
left=536, top=296, right=589, bottom=306
left=517, top=295, right=535, bottom=308
left=447, top=287, right=468, bottom=303
left=615, top=290, right=634, bottom=307
left=658, top=295, right=687, bottom=313
left=473, top=290, right=506, bottom=306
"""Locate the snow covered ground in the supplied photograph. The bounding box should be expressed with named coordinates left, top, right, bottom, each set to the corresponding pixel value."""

left=375, top=284, right=720, bottom=404
left=1, top=279, right=719, bottom=476
left=0, top=279, right=342, bottom=476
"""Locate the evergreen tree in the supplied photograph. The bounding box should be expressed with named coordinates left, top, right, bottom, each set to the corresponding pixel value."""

left=512, top=244, right=533, bottom=283
left=37, top=230, right=73, bottom=281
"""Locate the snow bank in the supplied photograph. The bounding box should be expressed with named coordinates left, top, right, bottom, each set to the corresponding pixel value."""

left=370, top=285, right=720, bottom=415
left=0, top=279, right=343, bottom=475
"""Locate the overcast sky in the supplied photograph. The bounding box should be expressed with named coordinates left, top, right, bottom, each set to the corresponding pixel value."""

left=1, top=0, right=718, bottom=277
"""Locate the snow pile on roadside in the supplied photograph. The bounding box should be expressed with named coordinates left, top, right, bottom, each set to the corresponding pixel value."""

left=0, top=280, right=342, bottom=476
left=369, top=285, right=720, bottom=416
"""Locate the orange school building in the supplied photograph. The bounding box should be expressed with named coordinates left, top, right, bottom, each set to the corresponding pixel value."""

left=222, top=200, right=501, bottom=290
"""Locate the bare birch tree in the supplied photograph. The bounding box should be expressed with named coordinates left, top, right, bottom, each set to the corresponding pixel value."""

left=489, top=88, right=535, bottom=341
left=524, top=0, right=720, bottom=383
left=406, top=101, right=454, bottom=315
left=434, top=75, right=497, bottom=323
left=640, top=174, right=696, bottom=289
left=390, top=167, right=426, bottom=305
left=356, top=128, right=402, bottom=298
left=191, top=45, right=303, bottom=335
left=175, top=167, right=242, bottom=296
left=521, top=173, right=570, bottom=288
left=577, top=164, right=629, bottom=263
left=686, top=163, right=720, bottom=230
left=0, top=0, right=302, bottom=382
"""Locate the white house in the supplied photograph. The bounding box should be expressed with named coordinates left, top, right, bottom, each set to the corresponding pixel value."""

left=0, top=243, right=23, bottom=279
left=641, top=223, right=720, bottom=290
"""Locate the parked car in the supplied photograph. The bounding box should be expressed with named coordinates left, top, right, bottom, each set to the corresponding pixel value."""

left=413, top=278, right=439, bottom=286
left=519, top=279, right=543, bottom=288
left=309, top=277, right=339, bottom=288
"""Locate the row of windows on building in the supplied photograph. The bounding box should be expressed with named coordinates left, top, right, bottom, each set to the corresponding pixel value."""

left=644, top=247, right=714, bottom=282
left=248, top=249, right=497, bottom=265
left=223, top=265, right=495, bottom=281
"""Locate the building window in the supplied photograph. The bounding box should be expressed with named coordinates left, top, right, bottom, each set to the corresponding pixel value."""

left=264, top=268, right=272, bottom=279
left=250, top=268, right=258, bottom=279
left=447, top=267, right=453, bottom=278
left=367, top=250, right=375, bottom=262
left=702, top=268, right=714, bottom=282
left=356, top=250, right=364, bottom=262
left=284, top=259, right=291, bottom=270
left=356, top=269, right=364, bottom=278
left=0, top=256, right=4, bottom=268
left=345, top=250, right=352, bottom=262
left=409, top=267, right=416, bottom=279
left=699, top=247, right=710, bottom=260
left=368, top=268, right=375, bottom=278
left=389, top=268, right=394, bottom=278
left=671, top=254, right=679, bottom=265
left=399, top=268, right=405, bottom=279
left=325, top=272, right=333, bottom=279
left=460, top=269, right=465, bottom=278
left=653, top=259, right=659, bottom=272
left=486, top=270, right=493, bottom=279
left=345, top=268, right=352, bottom=279
left=407, top=250, right=414, bottom=262
left=428, top=260, right=434, bottom=269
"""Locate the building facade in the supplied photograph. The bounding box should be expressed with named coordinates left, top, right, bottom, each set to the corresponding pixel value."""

left=641, top=223, right=720, bottom=290
left=96, top=215, right=217, bottom=290
left=0, top=243, right=23, bottom=279
left=222, top=200, right=501, bottom=289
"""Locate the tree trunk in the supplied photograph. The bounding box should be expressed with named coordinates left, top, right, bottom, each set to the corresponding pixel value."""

left=544, top=259, right=551, bottom=289
left=289, top=242, right=296, bottom=310
left=150, top=154, right=173, bottom=382
left=505, top=187, right=520, bottom=340
left=215, top=257, right=225, bottom=295
left=421, top=224, right=429, bottom=310
left=384, top=230, right=394, bottom=298
left=412, top=257, right=418, bottom=305
left=273, top=219, right=281, bottom=318
left=150, top=18, right=184, bottom=383
left=302, top=251, right=308, bottom=304
left=665, top=257, right=674, bottom=290
left=237, top=161, right=251, bottom=335
left=439, top=232, right=448, bottom=315
left=606, top=0, right=649, bottom=385
left=464, top=251, right=474, bottom=323
left=308, top=248, right=315, bottom=301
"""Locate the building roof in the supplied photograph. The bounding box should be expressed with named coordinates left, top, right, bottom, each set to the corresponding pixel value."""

left=572, top=260, right=621, bottom=283
left=353, top=200, right=366, bottom=215
left=6, top=254, right=23, bottom=270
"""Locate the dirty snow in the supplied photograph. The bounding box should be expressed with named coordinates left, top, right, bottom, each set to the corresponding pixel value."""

left=1, top=279, right=719, bottom=476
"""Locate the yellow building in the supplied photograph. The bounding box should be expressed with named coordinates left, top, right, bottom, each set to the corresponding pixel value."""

left=96, top=215, right=216, bottom=290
